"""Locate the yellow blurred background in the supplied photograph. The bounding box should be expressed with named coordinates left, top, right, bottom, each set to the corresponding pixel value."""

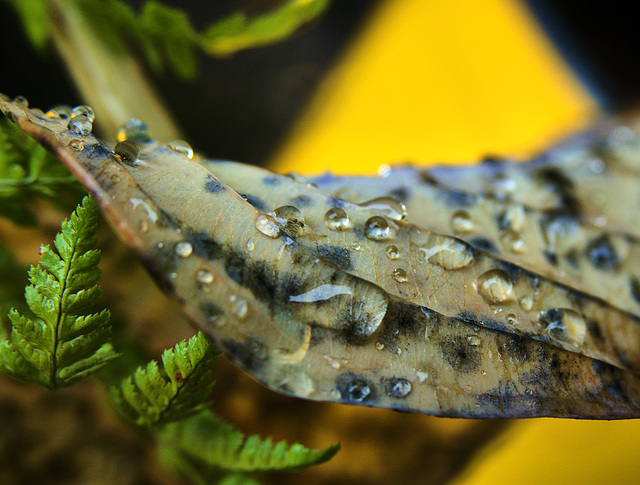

left=272, top=0, right=640, bottom=483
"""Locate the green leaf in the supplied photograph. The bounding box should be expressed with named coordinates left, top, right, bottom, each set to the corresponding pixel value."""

left=0, top=116, right=81, bottom=225
left=2, top=0, right=50, bottom=50
left=109, top=332, right=218, bottom=426
left=202, top=0, right=331, bottom=57
left=0, top=196, right=117, bottom=388
left=160, top=411, right=340, bottom=473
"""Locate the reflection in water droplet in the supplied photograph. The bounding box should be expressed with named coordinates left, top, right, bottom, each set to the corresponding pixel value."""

left=46, top=105, right=71, bottom=120
left=324, top=207, right=350, bottom=230
left=246, top=240, right=255, bottom=252
left=117, top=119, right=151, bottom=144
left=175, top=241, right=193, bottom=258
left=67, top=139, right=84, bottom=151
left=389, top=378, right=412, bottom=398
left=450, top=210, right=474, bottom=234
left=167, top=140, right=194, bottom=159
left=289, top=284, right=352, bottom=303
left=500, top=230, right=525, bottom=253
left=386, top=245, right=400, bottom=259
left=540, top=308, right=586, bottom=346
left=491, top=174, right=517, bottom=199
left=196, top=269, right=214, bottom=285
left=70, top=105, right=95, bottom=123
left=67, top=115, right=92, bottom=135
left=392, top=268, right=408, bottom=283
left=519, top=296, right=533, bottom=311
left=114, top=140, right=140, bottom=164
left=358, top=196, right=407, bottom=221
left=351, top=242, right=362, bottom=251
left=365, top=216, right=391, bottom=241
left=477, top=269, right=514, bottom=304
left=467, top=335, right=481, bottom=346
left=273, top=205, right=305, bottom=236
left=420, top=236, right=475, bottom=270
left=506, top=313, right=519, bottom=325
left=233, top=299, right=248, bottom=319
left=255, top=213, right=281, bottom=238
left=375, top=341, right=385, bottom=350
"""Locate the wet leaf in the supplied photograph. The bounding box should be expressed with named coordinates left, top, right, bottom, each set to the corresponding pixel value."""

left=3, top=95, right=640, bottom=418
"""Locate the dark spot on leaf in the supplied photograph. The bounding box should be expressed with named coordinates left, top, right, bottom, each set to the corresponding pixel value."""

left=441, top=189, right=476, bottom=207
left=241, top=194, right=267, bottom=211
left=262, top=175, right=281, bottom=186
left=314, top=245, right=351, bottom=271
left=204, top=174, right=225, bottom=193
left=588, top=319, right=604, bottom=342
left=565, top=248, right=580, bottom=269
left=631, top=277, right=640, bottom=305
left=496, top=333, right=528, bottom=365
left=221, top=339, right=267, bottom=373
left=585, top=235, right=620, bottom=270
left=336, top=372, right=376, bottom=403
left=457, top=311, right=508, bottom=333
left=290, top=194, right=312, bottom=207
left=536, top=167, right=579, bottom=211
left=420, top=171, right=438, bottom=185
left=440, top=339, right=480, bottom=373
left=470, top=237, right=498, bottom=254
left=388, top=187, right=410, bottom=202
left=543, top=250, right=559, bottom=266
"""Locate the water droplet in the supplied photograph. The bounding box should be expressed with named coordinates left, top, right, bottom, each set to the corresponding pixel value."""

left=506, top=313, right=519, bottom=325
left=13, top=95, right=28, bottom=107
left=377, top=164, right=392, bottom=177
left=273, top=205, right=305, bottom=237
left=388, top=378, right=412, bottom=398
left=67, top=139, right=84, bottom=151
left=351, top=241, right=362, bottom=251
left=70, top=105, right=95, bottom=123
left=364, top=216, right=391, bottom=241
left=420, top=236, right=475, bottom=270
left=375, top=341, right=385, bottom=350
left=500, top=230, right=526, bottom=253
left=117, top=119, right=151, bottom=144
left=519, top=296, right=533, bottom=311
left=196, top=269, right=214, bottom=285
left=175, top=241, right=193, bottom=258
left=46, top=105, right=71, bottom=120
left=67, top=115, right=92, bottom=135
left=167, top=140, right=194, bottom=159
left=466, top=335, right=481, bottom=346
left=491, top=174, right=517, bottom=199
left=416, top=371, right=428, bottom=382
left=501, top=205, right=525, bottom=233
left=539, top=308, right=586, bottom=346
left=232, top=299, right=248, bottom=319
left=156, top=242, right=164, bottom=249
left=477, top=269, right=514, bottom=304
left=255, top=213, right=281, bottom=238
left=114, top=140, right=140, bottom=164
left=358, top=196, right=407, bottom=221
left=324, top=207, right=350, bottom=231
left=386, top=245, right=400, bottom=259
left=450, top=210, right=475, bottom=234
left=246, top=240, right=255, bottom=252
left=392, top=268, right=408, bottom=283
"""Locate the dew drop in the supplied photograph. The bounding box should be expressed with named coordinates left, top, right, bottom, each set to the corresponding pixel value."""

left=476, top=269, right=514, bottom=304
left=351, top=241, right=362, bottom=251
left=375, top=341, right=385, bottom=350
left=196, top=269, right=214, bottom=285
left=539, top=308, right=587, bottom=346
left=358, top=196, right=407, bottom=221
left=255, top=213, right=281, bottom=238
left=324, top=207, right=350, bottom=231
left=388, top=378, right=412, bottom=398
left=466, top=335, right=481, bottom=346
left=392, top=268, right=408, bottom=283
left=506, top=313, right=519, bottom=325
left=364, top=216, right=391, bottom=241
left=273, top=205, right=305, bottom=237
left=67, top=139, right=84, bottom=151
left=117, top=118, right=151, bottom=144
left=175, top=241, right=193, bottom=258
left=450, top=210, right=475, bottom=234
left=114, top=140, right=140, bottom=164
left=167, top=140, right=194, bottom=159
left=386, top=245, right=400, bottom=259
left=46, top=105, right=71, bottom=120
left=233, top=299, right=248, bottom=319
left=420, top=236, right=475, bottom=270
left=500, top=230, right=526, bottom=253
left=13, top=95, right=28, bottom=107
left=519, top=296, right=533, bottom=311
left=67, top=114, right=93, bottom=136
left=70, top=105, right=95, bottom=123
left=246, top=240, right=255, bottom=252
left=416, top=371, right=428, bottom=382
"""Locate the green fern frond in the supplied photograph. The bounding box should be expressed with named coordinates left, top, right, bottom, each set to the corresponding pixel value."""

left=0, top=116, right=80, bottom=225
left=109, top=332, right=219, bottom=426
left=160, top=411, right=340, bottom=474
left=0, top=196, right=117, bottom=388
left=5, top=0, right=330, bottom=79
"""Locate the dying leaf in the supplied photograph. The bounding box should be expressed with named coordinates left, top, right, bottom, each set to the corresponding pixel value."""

left=2, top=95, right=640, bottom=418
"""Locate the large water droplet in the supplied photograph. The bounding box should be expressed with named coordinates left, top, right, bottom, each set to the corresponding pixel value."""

left=67, top=115, right=92, bottom=135
left=392, top=268, right=408, bottom=283
left=477, top=269, right=514, bottom=304
left=46, top=105, right=71, bottom=120
left=364, top=216, right=391, bottom=241
left=273, top=205, right=305, bottom=237
left=420, top=236, right=475, bottom=270
left=13, top=95, right=28, bottom=107
left=450, top=210, right=475, bottom=234
left=386, top=245, right=400, bottom=259
left=324, top=207, right=350, bottom=231
left=70, top=105, right=95, bottom=123
left=255, top=213, right=281, bottom=238
left=167, top=140, right=194, bottom=159
left=114, top=140, right=140, bottom=164
left=388, top=378, right=412, bottom=398
left=358, top=196, right=407, bottom=221
left=539, top=308, right=587, bottom=346
left=117, top=119, right=151, bottom=144
left=175, top=241, right=193, bottom=258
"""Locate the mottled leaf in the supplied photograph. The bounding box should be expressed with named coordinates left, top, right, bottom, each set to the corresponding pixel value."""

left=3, top=95, right=640, bottom=418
